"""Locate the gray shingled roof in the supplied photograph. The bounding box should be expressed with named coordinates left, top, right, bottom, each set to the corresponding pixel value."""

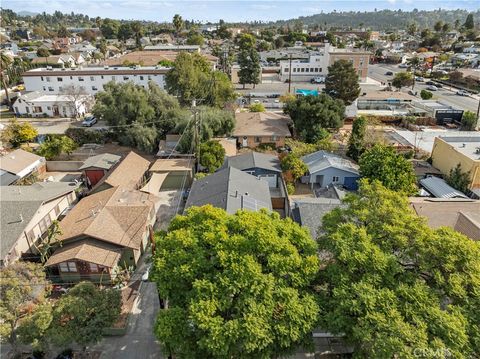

left=222, top=152, right=281, bottom=173
left=301, top=151, right=359, bottom=175
left=79, top=153, right=121, bottom=171
left=0, top=171, right=20, bottom=186
left=292, top=198, right=344, bottom=239
left=419, top=176, right=468, bottom=199
left=185, top=167, right=272, bottom=214
left=1, top=182, right=78, bottom=260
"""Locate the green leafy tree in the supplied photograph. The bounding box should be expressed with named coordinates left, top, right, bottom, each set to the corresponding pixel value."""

left=392, top=72, right=413, bottom=90
left=407, top=22, right=418, bottom=35
left=359, top=144, right=417, bottom=194
left=172, top=14, right=184, bottom=34
left=346, top=116, right=367, bottom=161
left=186, top=32, right=205, bottom=46
left=152, top=205, right=320, bottom=358
left=317, top=180, right=480, bottom=358
left=56, top=25, right=70, bottom=38
left=120, top=122, right=158, bottom=153
left=420, top=89, right=433, bottom=100
left=165, top=52, right=235, bottom=107
left=216, top=20, right=231, bottom=40
left=47, top=282, right=121, bottom=354
left=325, top=59, right=361, bottom=105
left=130, top=21, right=144, bottom=48
left=434, top=21, right=444, bottom=32
left=238, top=48, right=261, bottom=89
left=0, top=119, right=38, bottom=148
left=37, top=135, right=77, bottom=160
left=100, top=18, right=120, bottom=39
left=0, top=262, right=49, bottom=356
left=117, top=23, right=133, bottom=41
left=280, top=153, right=307, bottom=181
left=33, top=220, right=62, bottom=264
left=199, top=140, right=225, bottom=173
left=464, top=13, right=475, bottom=29
left=249, top=102, right=265, bottom=112
left=175, top=106, right=234, bottom=153
left=446, top=163, right=471, bottom=193
left=460, top=111, right=477, bottom=131
left=36, top=47, right=50, bottom=57
left=237, top=33, right=256, bottom=51
left=283, top=94, right=345, bottom=143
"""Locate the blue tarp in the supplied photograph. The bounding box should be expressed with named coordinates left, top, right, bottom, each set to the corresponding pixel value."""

left=296, top=89, right=319, bottom=96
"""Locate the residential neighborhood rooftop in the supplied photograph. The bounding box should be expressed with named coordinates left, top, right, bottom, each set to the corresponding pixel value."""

left=185, top=167, right=272, bottom=214
left=420, top=176, right=468, bottom=199
left=79, top=153, right=121, bottom=171
left=437, top=136, right=480, bottom=160
left=233, top=112, right=291, bottom=137
left=222, top=152, right=281, bottom=173
left=0, top=148, right=44, bottom=176
left=302, top=150, right=359, bottom=175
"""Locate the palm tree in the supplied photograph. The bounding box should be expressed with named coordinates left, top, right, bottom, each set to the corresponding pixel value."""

left=173, top=14, right=184, bottom=36
left=131, top=21, right=144, bottom=49
left=1, top=52, right=13, bottom=110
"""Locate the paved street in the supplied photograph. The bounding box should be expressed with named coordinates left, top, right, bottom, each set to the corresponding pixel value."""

left=95, top=280, right=163, bottom=359
left=368, top=63, right=479, bottom=112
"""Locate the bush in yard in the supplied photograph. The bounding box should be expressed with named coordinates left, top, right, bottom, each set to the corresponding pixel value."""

left=199, top=140, right=225, bottom=173
left=280, top=153, right=307, bottom=181
left=36, top=135, right=77, bottom=160
left=0, top=119, right=38, bottom=148
left=64, top=128, right=105, bottom=145
left=249, top=102, right=265, bottom=112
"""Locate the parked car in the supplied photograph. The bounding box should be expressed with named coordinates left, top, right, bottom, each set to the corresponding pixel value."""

left=415, top=76, right=425, bottom=82
left=426, top=85, right=438, bottom=91
left=408, top=90, right=418, bottom=96
left=398, top=63, right=408, bottom=68
left=456, top=90, right=470, bottom=96
left=81, top=115, right=97, bottom=127
left=311, top=76, right=325, bottom=84
left=385, top=71, right=394, bottom=75
left=426, top=81, right=435, bottom=85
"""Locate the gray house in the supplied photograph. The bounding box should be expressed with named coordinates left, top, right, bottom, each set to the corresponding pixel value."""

left=222, top=152, right=289, bottom=216
left=185, top=167, right=272, bottom=214
left=301, top=151, right=359, bottom=190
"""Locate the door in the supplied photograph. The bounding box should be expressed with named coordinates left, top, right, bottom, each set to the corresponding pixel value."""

left=52, top=105, right=60, bottom=116
left=315, top=175, right=324, bottom=187
left=242, top=136, right=248, bottom=147
left=344, top=177, right=359, bottom=190
left=259, top=174, right=277, bottom=188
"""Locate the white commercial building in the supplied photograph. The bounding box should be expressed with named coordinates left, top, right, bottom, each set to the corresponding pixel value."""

left=22, top=66, right=169, bottom=95
left=13, top=91, right=93, bottom=118
left=279, top=43, right=370, bottom=82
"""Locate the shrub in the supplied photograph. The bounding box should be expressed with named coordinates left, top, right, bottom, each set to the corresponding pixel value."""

left=65, top=128, right=105, bottom=146
left=286, top=182, right=295, bottom=195
left=249, top=103, right=265, bottom=112
left=420, top=90, right=433, bottom=100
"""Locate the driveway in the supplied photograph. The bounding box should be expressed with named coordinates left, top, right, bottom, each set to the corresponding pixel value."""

left=95, top=279, right=163, bottom=358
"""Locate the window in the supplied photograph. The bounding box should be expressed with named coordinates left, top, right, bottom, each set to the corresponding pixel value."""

left=284, top=67, right=289, bottom=73
left=254, top=136, right=261, bottom=143
left=89, top=263, right=99, bottom=272
left=48, top=87, right=54, bottom=91
left=147, top=75, right=152, bottom=80
left=33, top=106, right=43, bottom=113
left=112, top=76, right=116, bottom=81
left=41, top=76, right=44, bottom=81
left=92, top=86, right=98, bottom=91
left=14, top=106, right=19, bottom=113
left=47, top=106, right=51, bottom=110
left=101, top=75, right=104, bottom=79
left=70, top=76, right=73, bottom=80
left=25, top=107, right=30, bottom=114
left=78, top=77, right=84, bottom=81
left=90, top=76, right=94, bottom=81
left=292, top=68, right=296, bottom=73
left=123, top=76, right=129, bottom=80
left=270, top=135, right=278, bottom=141
left=57, top=77, right=63, bottom=82
left=59, top=86, right=63, bottom=92
left=46, top=77, right=50, bottom=82
left=43, top=86, right=46, bottom=91
left=54, top=204, right=60, bottom=216
left=140, top=76, right=144, bottom=80
left=60, top=262, right=77, bottom=272
left=332, top=176, right=340, bottom=182
left=310, top=68, right=314, bottom=72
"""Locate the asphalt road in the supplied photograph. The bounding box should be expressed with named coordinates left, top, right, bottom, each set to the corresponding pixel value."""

left=368, top=63, right=479, bottom=113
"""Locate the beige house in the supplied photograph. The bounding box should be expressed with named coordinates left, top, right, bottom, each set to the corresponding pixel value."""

left=46, top=186, right=159, bottom=282
left=0, top=149, right=46, bottom=185
left=0, top=182, right=77, bottom=266
left=233, top=112, right=292, bottom=149
left=431, top=136, right=480, bottom=197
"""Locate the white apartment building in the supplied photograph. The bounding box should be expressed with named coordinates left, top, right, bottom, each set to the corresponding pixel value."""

left=22, top=66, right=169, bottom=95
left=279, top=43, right=370, bottom=82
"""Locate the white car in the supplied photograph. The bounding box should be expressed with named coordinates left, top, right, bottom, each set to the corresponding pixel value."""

left=399, top=63, right=408, bottom=68
left=456, top=90, right=470, bottom=96
left=426, top=85, right=438, bottom=91
left=415, top=77, right=425, bottom=82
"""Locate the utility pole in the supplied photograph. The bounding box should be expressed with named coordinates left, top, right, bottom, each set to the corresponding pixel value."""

left=192, top=99, right=201, bottom=172
left=288, top=53, right=292, bottom=93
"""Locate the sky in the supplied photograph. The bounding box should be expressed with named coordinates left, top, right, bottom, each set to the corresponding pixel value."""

left=3, top=0, right=479, bottom=23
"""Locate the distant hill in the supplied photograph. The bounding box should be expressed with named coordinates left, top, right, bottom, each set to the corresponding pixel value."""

left=16, top=10, right=38, bottom=17
left=273, top=9, right=480, bottom=31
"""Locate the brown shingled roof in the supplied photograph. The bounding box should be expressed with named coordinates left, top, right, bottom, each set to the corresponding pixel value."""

left=101, top=50, right=218, bottom=67
left=46, top=239, right=122, bottom=268
left=58, top=186, right=158, bottom=249
left=93, top=151, right=151, bottom=190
